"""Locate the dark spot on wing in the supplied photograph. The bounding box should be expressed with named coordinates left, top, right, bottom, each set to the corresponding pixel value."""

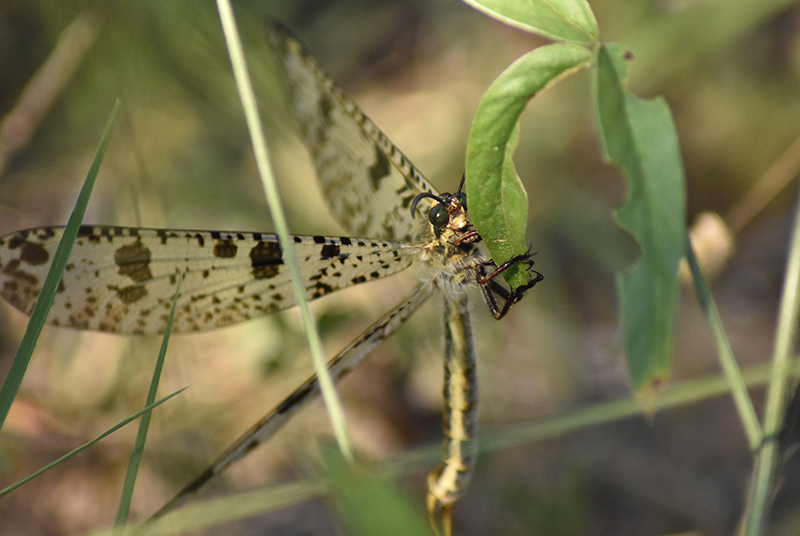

left=110, top=284, right=147, bottom=304
left=277, top=382, right=316, bottom=414
left=0, top=258, right=40, bottom=310
left=114, top=240, right=152, bottom=283
left=310, top=281, right=334, bottom=299
left=250, top=241, right=283, bottom=280
left=213, top=239, right=237, bottom=258
left=18, top=241, right=49, bottom=265
left=318, top=93, right=334, bottom=122
left=182, top=468, right=216, bottom=495
left=368, top=145, right=390, bottom=191
left=76, top=225, right=94, bottom=237
left=241, top=438, right=263, bottom=457
left=320, top=244, right=340, bottom=259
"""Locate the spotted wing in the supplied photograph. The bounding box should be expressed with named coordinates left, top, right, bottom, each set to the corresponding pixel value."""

left=265, top=21, right=438, bottom=244
left=0, top=226, right=416, bottom=335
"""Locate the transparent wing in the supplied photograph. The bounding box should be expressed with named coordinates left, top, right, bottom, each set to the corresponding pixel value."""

left=265, top=20, right=438, bottom=243
left=151, top=281, right=435, bottom=518
left=0, top=226, right=416, bottom=334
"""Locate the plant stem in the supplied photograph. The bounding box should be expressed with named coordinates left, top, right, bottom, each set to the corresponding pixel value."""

left=743, top=185, right=800, bottom=535
left=686, top=239, right=762, bottom=449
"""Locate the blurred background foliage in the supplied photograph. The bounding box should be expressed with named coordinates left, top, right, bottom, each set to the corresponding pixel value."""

left=1, top=0, right=800, bottom=534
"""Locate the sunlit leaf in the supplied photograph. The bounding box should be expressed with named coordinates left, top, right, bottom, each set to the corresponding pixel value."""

left=593, top=44, right=687, bottom=393
left=463, top=0, right=599, bottom=44
left=466, top=43, right=593, bottom=290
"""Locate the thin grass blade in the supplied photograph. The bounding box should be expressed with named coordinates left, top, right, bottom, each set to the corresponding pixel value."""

left=214, top=0, right=351, bottom=461
left=686, top=238, right=761, bottom=449
left=0, top=389, right=185, bottom=497
left=115, top=273, right=185, bottom=528
left=0, top=99, right=120, bottom=429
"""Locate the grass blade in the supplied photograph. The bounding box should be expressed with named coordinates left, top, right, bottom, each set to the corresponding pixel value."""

left=115, top=273, right=185, bottom=528
left=0, top=389, right=185, bottom=497
left=743, top=187, right=800, bottom=535
left=0, top=99, right=120, bottom=430
left=686, top=237, right=761, bottom=449
left=214, top=2, right=351, bottom=460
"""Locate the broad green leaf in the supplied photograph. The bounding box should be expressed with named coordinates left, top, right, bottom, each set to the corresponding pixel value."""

left=466, top=43, right=593, bottom=290
left=463, top=0, right=599, bottom=44
left=593, top=44, right=687, bottom=393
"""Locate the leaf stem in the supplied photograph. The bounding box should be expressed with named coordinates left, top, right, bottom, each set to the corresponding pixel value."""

left=743, top=185, right=800, bottom=535
left=686, top=238, right=762, bottom=449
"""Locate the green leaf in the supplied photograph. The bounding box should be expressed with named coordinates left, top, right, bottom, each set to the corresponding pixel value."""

left=463, top=0, right=599, bottom=44
left=466, top=43, right=593, bottom=290
left=593, top=44, right=687, bottom=393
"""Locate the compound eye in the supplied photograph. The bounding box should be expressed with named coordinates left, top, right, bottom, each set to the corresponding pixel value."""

left=456, top=192, right=467, bottom=211
left=428, top=204, right=449, bottom=227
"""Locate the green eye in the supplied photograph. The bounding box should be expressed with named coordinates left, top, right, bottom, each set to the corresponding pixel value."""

left=456, top=193, right=467, bottom=210
left=428, top=205, right=449, bottom=227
